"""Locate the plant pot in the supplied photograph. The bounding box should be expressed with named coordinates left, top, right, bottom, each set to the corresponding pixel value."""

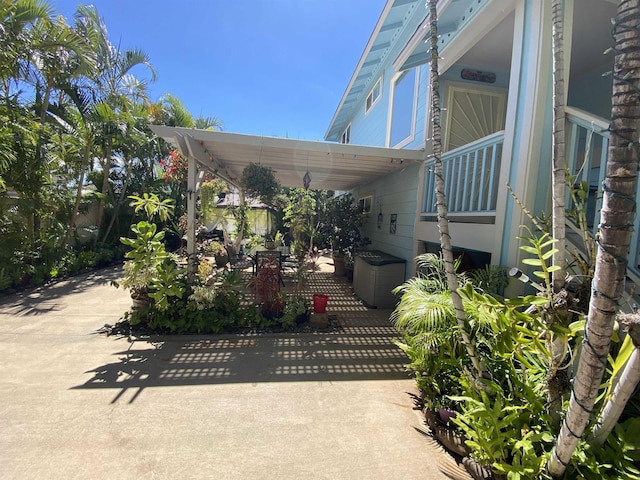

left=463, top=457, right=496, bottom=480
left=214, top=254, right=229, bottom=268
left=265, top=241, right=276, bottom=250
left=433, top=423, right=470, bottom=457
left=438, top=408, right=457, bottom=425
left=312, top=293, right=329, bottom=313
left=131, top=291, right=151, bottom=310
left=332, top=253, right=346, bottom=276
left=345, top=265, right=354, bottom=282
left=295, top=310, right=311, bottom=325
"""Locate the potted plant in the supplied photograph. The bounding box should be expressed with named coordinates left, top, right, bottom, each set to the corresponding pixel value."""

left=281, top=295, right=311, bottom=327
left=115, top=194, right=185, bottom=316
left=241, top=163, right=280, bottom=205
left=204, top=240, right=228, bottom=268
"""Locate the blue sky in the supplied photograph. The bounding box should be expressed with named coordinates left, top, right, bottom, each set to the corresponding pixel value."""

left=52, top=0, right=387, bottom=140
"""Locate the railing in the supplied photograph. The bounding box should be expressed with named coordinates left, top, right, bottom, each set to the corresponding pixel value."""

left=565, top=106, right=640, bottom=279
left=422, top=131, right=504, bottom=215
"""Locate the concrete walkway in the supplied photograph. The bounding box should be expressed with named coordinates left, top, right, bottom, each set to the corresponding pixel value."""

left=0, top=266, right=468, bottom=480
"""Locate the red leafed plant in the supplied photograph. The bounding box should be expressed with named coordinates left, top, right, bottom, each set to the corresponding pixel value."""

left=160, top=150, right=215, bottom=184
left=159, top=150, right=188, bottom=183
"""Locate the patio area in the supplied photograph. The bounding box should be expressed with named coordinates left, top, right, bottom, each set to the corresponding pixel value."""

left=0, top=263, right=470, bottom=480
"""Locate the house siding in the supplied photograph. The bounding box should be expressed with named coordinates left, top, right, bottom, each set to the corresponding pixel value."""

left=352, top=162, right=421, bottom=278
left=329, top=0, right=616, bottom=285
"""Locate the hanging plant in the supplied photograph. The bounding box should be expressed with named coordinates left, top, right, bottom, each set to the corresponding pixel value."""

left=241, top=163, right=280, bottom=205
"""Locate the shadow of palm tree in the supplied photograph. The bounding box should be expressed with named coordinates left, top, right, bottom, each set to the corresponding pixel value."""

left=0, top=265, right=124, bottom=316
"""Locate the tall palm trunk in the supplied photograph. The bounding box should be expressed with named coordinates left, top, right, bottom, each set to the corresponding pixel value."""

left=548, top=1, right=640, bottom=475
left=547, top=0, right=569, bottom=429
left=428, top=0, right=484, bottom=379
left=551, top=0, right=567, bottom=290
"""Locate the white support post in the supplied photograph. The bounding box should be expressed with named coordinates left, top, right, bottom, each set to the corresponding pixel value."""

left=186, top=153, right=198, bottom=281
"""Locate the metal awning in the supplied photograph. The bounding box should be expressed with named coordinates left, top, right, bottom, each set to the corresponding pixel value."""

left=150, top=125, right=424, bottom=191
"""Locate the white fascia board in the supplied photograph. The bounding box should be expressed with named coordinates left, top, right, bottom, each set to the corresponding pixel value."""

left=324, top=0, right=396, bottom=140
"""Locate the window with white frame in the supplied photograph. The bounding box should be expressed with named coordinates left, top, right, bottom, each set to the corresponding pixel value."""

left=365, top=77, right=382, bottom=114
left=389, top=68, right=418, bottom=147
left=358, top=194, right=373, bottom=214
left=340, top=123, right=351, bottom=144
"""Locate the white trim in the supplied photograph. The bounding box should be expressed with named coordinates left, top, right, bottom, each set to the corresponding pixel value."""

left=386, top=66, right=420, bottom=148
left=442, top=81, right=507, bottom=151
left=365, top=76, right=383, bottom=115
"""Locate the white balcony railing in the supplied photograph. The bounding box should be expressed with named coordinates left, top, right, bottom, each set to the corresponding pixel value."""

left=422, top=131, right=504, bottom=215
left=565, top=106, right=640, bottom=278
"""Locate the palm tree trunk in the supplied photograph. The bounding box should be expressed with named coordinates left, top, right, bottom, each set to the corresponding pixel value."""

left=428, top=0, right=484, bottom=379
left=551, top=0, right=567, bottom=290
left=64, top=141, right=92, bottom=247
left=96, top=139, right=112, bottom=235
left=101, top=156, right=132, bottom=243
left=548, top=1, right=640, bottom=474
left=591, top=346, right=640, bottom=444
left=547, top=0, right=569, bottom=429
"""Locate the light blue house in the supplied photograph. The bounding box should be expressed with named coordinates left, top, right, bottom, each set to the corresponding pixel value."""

left=325, top=0, right=620, bottom=281
left=153, top=0, right=626, bottom=285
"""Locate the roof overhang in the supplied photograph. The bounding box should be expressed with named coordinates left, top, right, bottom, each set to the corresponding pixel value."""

left=150, top=125, right=424, bottom=191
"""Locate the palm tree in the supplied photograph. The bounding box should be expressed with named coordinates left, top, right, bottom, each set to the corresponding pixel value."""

left=591, top=313, right=640, bottom=444
left=546, top=0, right=569, bottom=429
left=548, top=1, right=640, bottom=474
left=551, top=0, right=567, bottom=292
left=427, top=0, right=484, bottom=379
left=73, top=4, right=156, bottom=234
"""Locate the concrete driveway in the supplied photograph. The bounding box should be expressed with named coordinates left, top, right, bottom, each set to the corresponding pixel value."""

left=0, top=266, right=468, bottom=480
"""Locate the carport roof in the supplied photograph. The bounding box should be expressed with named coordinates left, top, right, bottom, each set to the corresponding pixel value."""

left=150, top=125, right=424, bottom=191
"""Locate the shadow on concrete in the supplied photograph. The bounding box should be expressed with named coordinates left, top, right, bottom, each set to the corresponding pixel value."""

left=67, top=267, right=409, bottom=403
left=0, top=266, right=123, bottom=316
left=72, top=322, right=409, bottom=403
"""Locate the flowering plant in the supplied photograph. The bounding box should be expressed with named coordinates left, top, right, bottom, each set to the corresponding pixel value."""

left=159, top=151, right=188, bottom=183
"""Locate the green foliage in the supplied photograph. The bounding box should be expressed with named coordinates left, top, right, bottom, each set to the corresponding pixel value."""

left=128, top=193, right=174, bottom=222
left=318, top=193, right=368, bottom=255
left=280, top=295, right=310, bottom=328
left=568, top=417, right=640, bottom=479
left=468, top=264, right=509, bottom=296
left=283, top=188, right=318, bottom=248
left=241, top=163, right=280, bottom=205
left=391, top=253, right=479, bottom=409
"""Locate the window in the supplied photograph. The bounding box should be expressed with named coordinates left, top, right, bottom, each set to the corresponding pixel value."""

left=389, top=68, right=418, bottom=147
left=341, top=124, right=351, bottom=144
left=358, top=194, right=373, bottom=214
left=365, top=77, right=382, bottom=114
